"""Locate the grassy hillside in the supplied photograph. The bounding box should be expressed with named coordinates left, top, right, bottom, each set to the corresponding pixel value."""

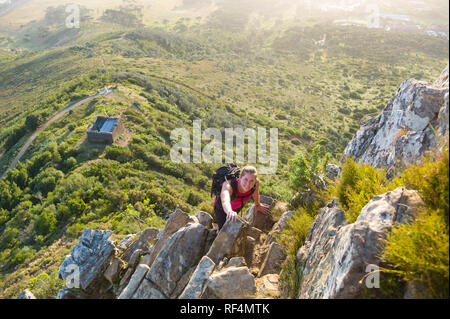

left=0, top=1, right=448, bottom=298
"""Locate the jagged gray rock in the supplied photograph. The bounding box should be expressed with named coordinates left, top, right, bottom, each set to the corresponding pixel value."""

left=17, top=289, right=36, bottom=299
left=296, top=187, right=423, bottom=299
left=206, top=217, right=249, bottom=265
left=265, top=210, right=295, bottom=245
left=118, top=254, right=152, bottom=299
left=121, top=228, right=158, bottom=263
left=179, top=256, right=216, bottom=299
left=342, top=64, right=449, bottom=177
left=145, top=222, right=209, bottom=298
left=203, top=266, right=256, bottom=299
left=258, top=242, right=286, bottom=277
left=146, top=207, right=194, bottom=267
left=195, top=211, right=214, bottom=228
left=57, top=228, right=115, bottom=296
left=243, top=195, right=275, bottom=232
left=326, top=164, right=342, bottom=180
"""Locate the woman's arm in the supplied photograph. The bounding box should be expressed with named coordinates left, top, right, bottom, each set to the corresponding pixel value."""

left=252, top=178, right=271, bottom=215
left=220, top=180, right=238, bottom=222
left=252, top=178, right=261, bottom=206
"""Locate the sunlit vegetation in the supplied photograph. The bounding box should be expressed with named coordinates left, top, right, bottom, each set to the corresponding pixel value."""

left=0, top=1, right=448, bottom=298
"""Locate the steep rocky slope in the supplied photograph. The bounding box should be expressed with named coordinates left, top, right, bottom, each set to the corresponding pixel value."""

left=343, top=65, right=449, bottom=178
left=18, top=65, right=449, bottom=299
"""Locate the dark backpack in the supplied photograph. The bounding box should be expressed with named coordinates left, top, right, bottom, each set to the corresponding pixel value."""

left=210, top=163, right=256, bottom=212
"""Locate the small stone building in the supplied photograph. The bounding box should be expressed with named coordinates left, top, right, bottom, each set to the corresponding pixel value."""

left=86, top=116, right=125, bottom=144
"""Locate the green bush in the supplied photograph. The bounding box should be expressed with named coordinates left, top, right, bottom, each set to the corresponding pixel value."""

left=62, top=157, right=77, bottom=172
left=6, top=163, right=28, bottom=189
left=328, top=157, right=387, bottom=223
left=105, top=145, right=133, bottom=163
left=391, top=146, right=449, bottom=226
left=287, top=145, right=330, bottom=195
left=187, top=191, right=202, bottom=206
left=32, top=168, right=64, bottom=196
left=67, top=197, right=88, bottom=216
left=66, top=223, right=86, bottom=239
left=34, top=209, right=58, bottom=236
left=380, top=208, right=448, bottom=298
left=380, top=146, right=449, bottom=298
left=0, top=208, right=9, bottom=227
left=0, top=227, right=19, bottom=250
left=278, top=209, right=314, bottom=298
left=28, top=270, right=65, bottom=299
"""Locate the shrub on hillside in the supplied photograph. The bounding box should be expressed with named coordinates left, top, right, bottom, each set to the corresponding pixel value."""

left=278, top=209, right=315, bottom=298
left=328, top=158, right=388, bottom=223
left=380, top=146, right=449, bottom=298
left=105, top=145, right=133, bottom=163
left=28, top=270, right=64, bottom=299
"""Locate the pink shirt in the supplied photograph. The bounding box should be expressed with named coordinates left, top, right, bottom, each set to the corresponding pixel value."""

left=213, top=177, right=254, bottom=210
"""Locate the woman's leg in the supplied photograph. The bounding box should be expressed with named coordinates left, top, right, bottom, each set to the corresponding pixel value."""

left=214, top=203, right=227, bottom=230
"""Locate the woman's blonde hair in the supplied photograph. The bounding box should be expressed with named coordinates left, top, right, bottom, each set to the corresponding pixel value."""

left=240, top=165, right=257, bottom=178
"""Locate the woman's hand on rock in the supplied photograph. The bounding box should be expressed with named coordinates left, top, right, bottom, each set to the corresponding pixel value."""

left=255, top=203, right=271, bottom=215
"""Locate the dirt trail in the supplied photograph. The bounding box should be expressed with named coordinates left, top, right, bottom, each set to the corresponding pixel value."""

left=1, top=90, right=113, bottom=179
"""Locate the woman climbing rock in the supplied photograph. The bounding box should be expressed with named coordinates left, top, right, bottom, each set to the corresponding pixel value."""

left=212, top=165, right=271, bottom=230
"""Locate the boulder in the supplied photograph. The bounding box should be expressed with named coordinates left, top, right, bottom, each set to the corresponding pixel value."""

left=179, top=256, right=216, bottom=299
left=203, top=266, right=256, bottom=299
left=264, top=210, right=295, bottom=245
left=244, top=236, right=257, bottom=272
left=255, top=274, right=280, bottom=299
left=103, top=257, right=125, bottom=286
left=146, top=223, right=209, bottom=298
left=118, top=234, right=136, bottom=249
left=258, top=242, right=286, bottom=277
left=116, top=251, right=150, bottom=296
left=57, top=228, right=115, bottom=296
left=57, top=287, right=89, bottom=299
left=247, top=226, right=263, bottom=242
left=195, top=211, right=214, bottom=228
left=297, top=187, right=423, bottom=299
left=243, top=195, right=275, bottom=232
left=118, top=264, right=150, bottom=299
left=17, top=289, right=36, bottom=299
left=118, top=254, right=152, bottom=299
left=225, top=256, right=247, bottom=269
left=204, top=228, right=218, bottom=254
left=206, top=217, right=249, bottom=265
left=342, top=64, right=449, bottom=177
left=146, top=207, right=193, bottom=267
left=121, top=228, right=158, bottom=263
left=131, top=278, right=167, bottom=299
left=171, top=266, right=197, bottom=299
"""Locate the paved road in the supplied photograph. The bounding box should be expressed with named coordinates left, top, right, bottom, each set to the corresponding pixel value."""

left=1, top=90, right=112, bottom=179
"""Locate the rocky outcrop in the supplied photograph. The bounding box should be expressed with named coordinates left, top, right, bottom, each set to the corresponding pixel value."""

left=17, top=289, right=36, bottom=299
left=145, top=222, right=209, bottom=298
left=57, top=228, right=115, bottom=298
left=179, top=256, right=216, bottom=299
left=255, top=274, right=280, bottom=298
left=202, top=266, right=256, bottom=299
left=258, top=242, right=286, bottom=278
left=342, top=65, right=449, bottom=177
left=243, top=195, right=276, bottom=232
left=296, top=187, right=423, bottom=298
left=206, top=216, right=248, bottom=264
left=55, top=195, right=287, bottom=300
